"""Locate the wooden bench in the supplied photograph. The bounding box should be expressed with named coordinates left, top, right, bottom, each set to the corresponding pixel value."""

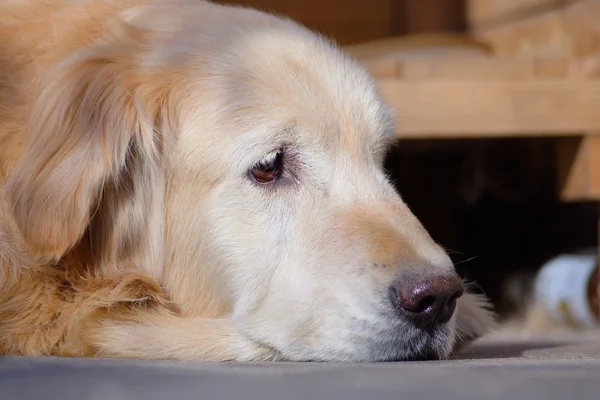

left=345, top=35, right=600, bottom=203
left=344, top=8, right=600, bottom=253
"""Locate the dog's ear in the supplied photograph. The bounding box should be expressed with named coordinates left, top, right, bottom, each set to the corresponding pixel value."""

left=6, top=36, right=174, bottom=262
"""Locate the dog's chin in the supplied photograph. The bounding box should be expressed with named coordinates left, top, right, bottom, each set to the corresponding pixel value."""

left=269, top=321, right=457, bottom=363
left=362, top=324, right=456, bottom=362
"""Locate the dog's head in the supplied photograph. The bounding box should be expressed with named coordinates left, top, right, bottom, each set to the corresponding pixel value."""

left=6, top=1, right=494, bottom=361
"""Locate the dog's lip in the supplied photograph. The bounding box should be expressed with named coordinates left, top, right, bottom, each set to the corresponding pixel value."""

left=363, top=322, right=453, bottom=362
left=259, top=334, right=451, bottom=362
left=240, top=311, right=454, bottom=362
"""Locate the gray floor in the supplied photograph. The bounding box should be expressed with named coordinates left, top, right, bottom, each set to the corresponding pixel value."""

left=2, top=333, right=600, bottom=400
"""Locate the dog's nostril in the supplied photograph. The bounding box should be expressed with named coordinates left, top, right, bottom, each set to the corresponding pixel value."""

left=413, top=295, right=436, bottom=314
left=389, top=271, right=464, bottom=329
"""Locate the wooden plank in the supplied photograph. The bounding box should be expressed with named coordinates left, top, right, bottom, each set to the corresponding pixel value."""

left=345, top=36, right=585, bottom=80
left=467, top=0, right=580, bottom=29
left=556, top=135, right=600, bottom=201
left=376, top=80, right=600, bottom=138
left=359, top=57, right=574, bottom=80
left=216, top=0, right=393, bottom=45
left=344, top=33, right=491, bottom=62
left=473, top=0, right=600, bottom=58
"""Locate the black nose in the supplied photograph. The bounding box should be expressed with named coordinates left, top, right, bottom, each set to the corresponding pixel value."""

left=389, top=270, right=465, bottom=330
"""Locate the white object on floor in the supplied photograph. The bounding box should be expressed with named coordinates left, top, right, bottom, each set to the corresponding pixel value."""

left=534, top=250, right=598, bottom=328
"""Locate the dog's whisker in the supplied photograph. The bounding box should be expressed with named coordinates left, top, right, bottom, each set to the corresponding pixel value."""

left=454, top=255, right=478, bottom=266
left=445, top=248, right=465, bottom=256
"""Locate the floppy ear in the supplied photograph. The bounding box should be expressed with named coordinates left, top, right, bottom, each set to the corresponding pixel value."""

left=6, top=40, right=172, bottom=262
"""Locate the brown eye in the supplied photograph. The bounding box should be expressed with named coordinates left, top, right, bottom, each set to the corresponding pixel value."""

left=251, top=150, right=283, bottom=184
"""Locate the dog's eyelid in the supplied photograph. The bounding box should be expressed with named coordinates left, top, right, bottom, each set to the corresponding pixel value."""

left=257, top=147, right=283, bottom=167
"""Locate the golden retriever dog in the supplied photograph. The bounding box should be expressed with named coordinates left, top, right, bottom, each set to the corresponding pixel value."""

left=0, top=0, right=496, bottom=362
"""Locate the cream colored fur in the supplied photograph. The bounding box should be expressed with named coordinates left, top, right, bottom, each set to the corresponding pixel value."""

left=0, top=0, right=496, bottom=362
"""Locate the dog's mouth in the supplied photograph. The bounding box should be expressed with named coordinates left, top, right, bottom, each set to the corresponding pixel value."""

left=258, top=318, right=457, bottom=363
left=397, top=335, right=453, bottom=361
left=239, top=292, right=459, bottom=363
left=357, top=318, right=457, bottom=362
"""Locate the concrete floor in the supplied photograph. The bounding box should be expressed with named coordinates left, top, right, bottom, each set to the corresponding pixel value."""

left=2, top=330, right=599, bottom=400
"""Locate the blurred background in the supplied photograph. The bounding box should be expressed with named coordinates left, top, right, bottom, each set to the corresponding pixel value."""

left=215, top=0, right=600, bottom=328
